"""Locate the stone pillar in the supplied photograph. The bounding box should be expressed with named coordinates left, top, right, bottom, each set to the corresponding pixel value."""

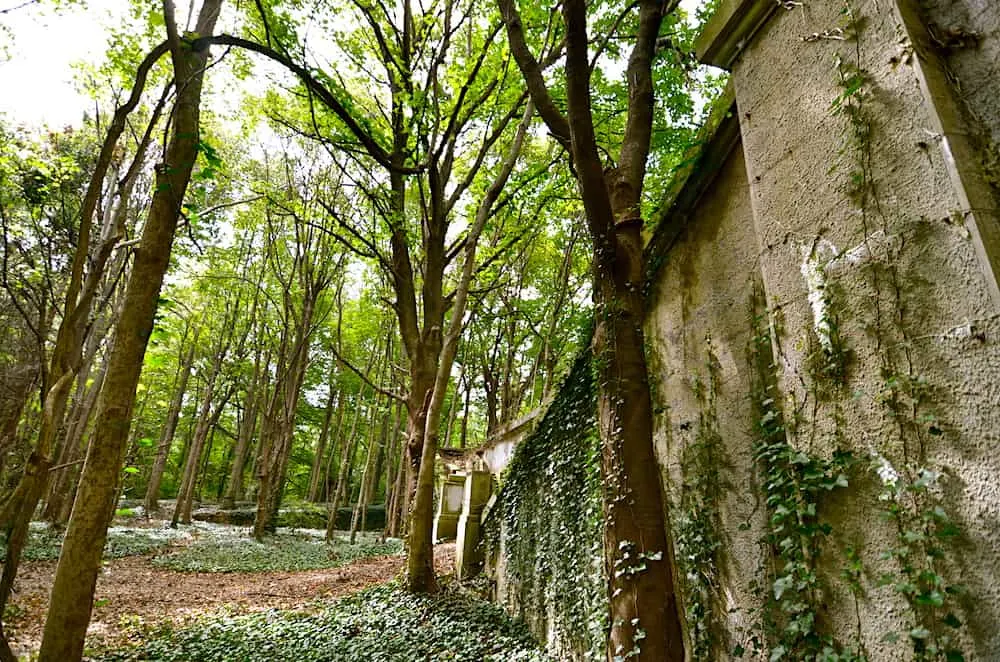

left=455, top=470, right=492, bottom=580
left=432, top=472, right=465, bottom=541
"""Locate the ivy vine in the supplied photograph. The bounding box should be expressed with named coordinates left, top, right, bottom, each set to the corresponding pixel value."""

left=827, top=3, right=968, bottom=659
left=483, top=351, right=606, bottom=660
left=673, top=340, right=724, bottom=659
left=748, top=302, right=863, bottom=662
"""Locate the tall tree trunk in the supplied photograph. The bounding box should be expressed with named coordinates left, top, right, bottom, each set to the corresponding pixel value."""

left=405, top=100, right=533, bottom=593
left=146, top=325, right=198, bottom=512
left=37, top=3, right=223, bottom=657
left=253, top=321, right=312, bottom=537
left=459, top=371, right=471, bottom=449
left=195, top=426, right=217, bottom=502
left=321, top=383, right=348, bottom=503
left=350, top=397, right=383, bottom=543
left=307, top=371, right=337, bottom=502
left=173, top=378, right=230, bottom=526
left=44, top=356, right=108, bottom=525
left=42, top=321, right=103, bottom=524
left=325, top=384, right=366, bottom=541
left=222, top=349, right=266, bottom=508
left=500, top=0, right=685, bottom=657
left=0, top=53, right=168, bottom=654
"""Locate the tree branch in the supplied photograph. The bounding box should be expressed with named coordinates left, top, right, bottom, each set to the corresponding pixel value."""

left=329, top=345, right=405, bottom=403
left=497, top=0, right=572, bottom=151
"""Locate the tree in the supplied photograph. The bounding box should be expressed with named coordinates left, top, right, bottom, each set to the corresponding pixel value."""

left=0, top=44, right=168, bottom=662
left=499, top=0, right=686, bottom=659
left=145, top=320, right=198, bottom=513
left=251, top=154, right=340, bottom=538
left=37, top=0, right=224, bottom=656
left=191, top=0, right=539, bottom=591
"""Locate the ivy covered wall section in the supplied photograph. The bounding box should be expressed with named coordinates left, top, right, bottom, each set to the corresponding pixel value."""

left=483, top=352, right=606, bottom=661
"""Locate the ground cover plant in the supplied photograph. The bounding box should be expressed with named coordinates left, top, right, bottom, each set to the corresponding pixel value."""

left=151, top=529, right=403, bottom=573
left=93, top=582, right=549, bottom=662
left=0, top=523, right=181, bottom=562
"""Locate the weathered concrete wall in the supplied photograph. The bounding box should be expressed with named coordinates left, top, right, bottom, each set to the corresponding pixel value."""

left=676, top=0, right=1000, bottom=658
left=920, top=0, right=1000, bottom=147
left=647, top=141, right=772, bottom=659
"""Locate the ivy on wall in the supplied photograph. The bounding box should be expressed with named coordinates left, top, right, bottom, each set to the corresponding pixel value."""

left=830, top=4, right=969, bottom=659
left=484, top=351, right=606, bottom=660
left=671, top=341, right=724, bottom=660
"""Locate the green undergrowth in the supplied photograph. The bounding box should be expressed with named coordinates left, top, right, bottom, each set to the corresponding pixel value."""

left=93, top=582, right=549, bottom=662
left=0, top=524, right=176, bottom=562
left=151, top=532, right=403, bottom=573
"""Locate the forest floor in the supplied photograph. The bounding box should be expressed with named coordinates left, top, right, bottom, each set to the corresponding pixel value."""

left=4, top=518, right=454, bottom=659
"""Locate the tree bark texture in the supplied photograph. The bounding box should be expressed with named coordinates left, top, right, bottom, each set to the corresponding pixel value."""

left=499, top=0, right=685, bottom=658
left=37, top=2, right=223, bottom=657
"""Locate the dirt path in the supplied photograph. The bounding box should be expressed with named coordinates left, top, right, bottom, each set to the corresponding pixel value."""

left=5, top=543, right=456, bottom=658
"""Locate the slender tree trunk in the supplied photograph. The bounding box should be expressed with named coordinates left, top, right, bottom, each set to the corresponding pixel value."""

left=459, top=372, right=471, bottom=449
left=253, top=271, right=320, bottom=537
left=38, top=3, right=223, bottom=656
left=222, top=349, right=266, bottom=508
left=350, top=398, right=383, bottom=542
left=307, top=372, right=337, bottom=502
left=0, top=52, right=169, bottom=655
left=325, top=385, right=365, bottom=541
left=195, top=426, right=217, bottom=502
left=173, top=380, right=230, bottom=526
left=321, top=384, right=348, bottom=503
left=46, top=358, right=108, bottom=526
left=443, top=368, right=460, bottom=449
left=387, top=400, right=406, bottom=537
left=405, top=100, right=533, bottom=594
left=146, top=326, right=198, bottom=512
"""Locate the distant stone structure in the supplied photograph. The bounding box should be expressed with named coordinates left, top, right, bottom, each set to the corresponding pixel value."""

left=484, top=1, right=1000, bottom=659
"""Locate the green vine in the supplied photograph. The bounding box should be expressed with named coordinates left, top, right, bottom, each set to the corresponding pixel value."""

left=748, top=294, right=863, bottom=662
left=829, top=4, right=967, bottom=660
left=873, top=461, right=966, bottom=661
left=483, top=352, right=606, bottom=660
left=673, top=340, right=723, bottom=659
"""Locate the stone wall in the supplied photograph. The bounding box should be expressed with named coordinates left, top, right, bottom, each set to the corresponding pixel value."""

left=679, top=1, right=999, bottom=658
left=484, top=1, right=1000, bottom=660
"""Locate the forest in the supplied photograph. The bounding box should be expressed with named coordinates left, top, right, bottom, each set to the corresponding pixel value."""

left=0, top=0, right=725, bottom=660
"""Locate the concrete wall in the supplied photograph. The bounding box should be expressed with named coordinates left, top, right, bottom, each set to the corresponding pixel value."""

left=920, top=0, right=1000, bottom=147
left=730, top=0, right=996, bottom=657
left=647, top=141, right=773, bottom=658
left=652, top=0, right=1000, bottom=658
left=484, top=1, right=1000, bottom=660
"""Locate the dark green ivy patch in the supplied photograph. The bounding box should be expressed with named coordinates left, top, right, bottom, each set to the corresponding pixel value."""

left=484, top=351, right=606, bottom=660
left=92, top=582, right=550, bottom=662
left=151, top=533, right=403, bottom=573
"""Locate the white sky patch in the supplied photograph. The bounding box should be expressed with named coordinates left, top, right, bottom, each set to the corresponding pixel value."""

left=0, top=0, right=131, bottom=127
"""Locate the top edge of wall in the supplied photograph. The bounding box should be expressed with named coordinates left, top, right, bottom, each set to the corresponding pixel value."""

left=695, top=0, right=780, bottom=69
